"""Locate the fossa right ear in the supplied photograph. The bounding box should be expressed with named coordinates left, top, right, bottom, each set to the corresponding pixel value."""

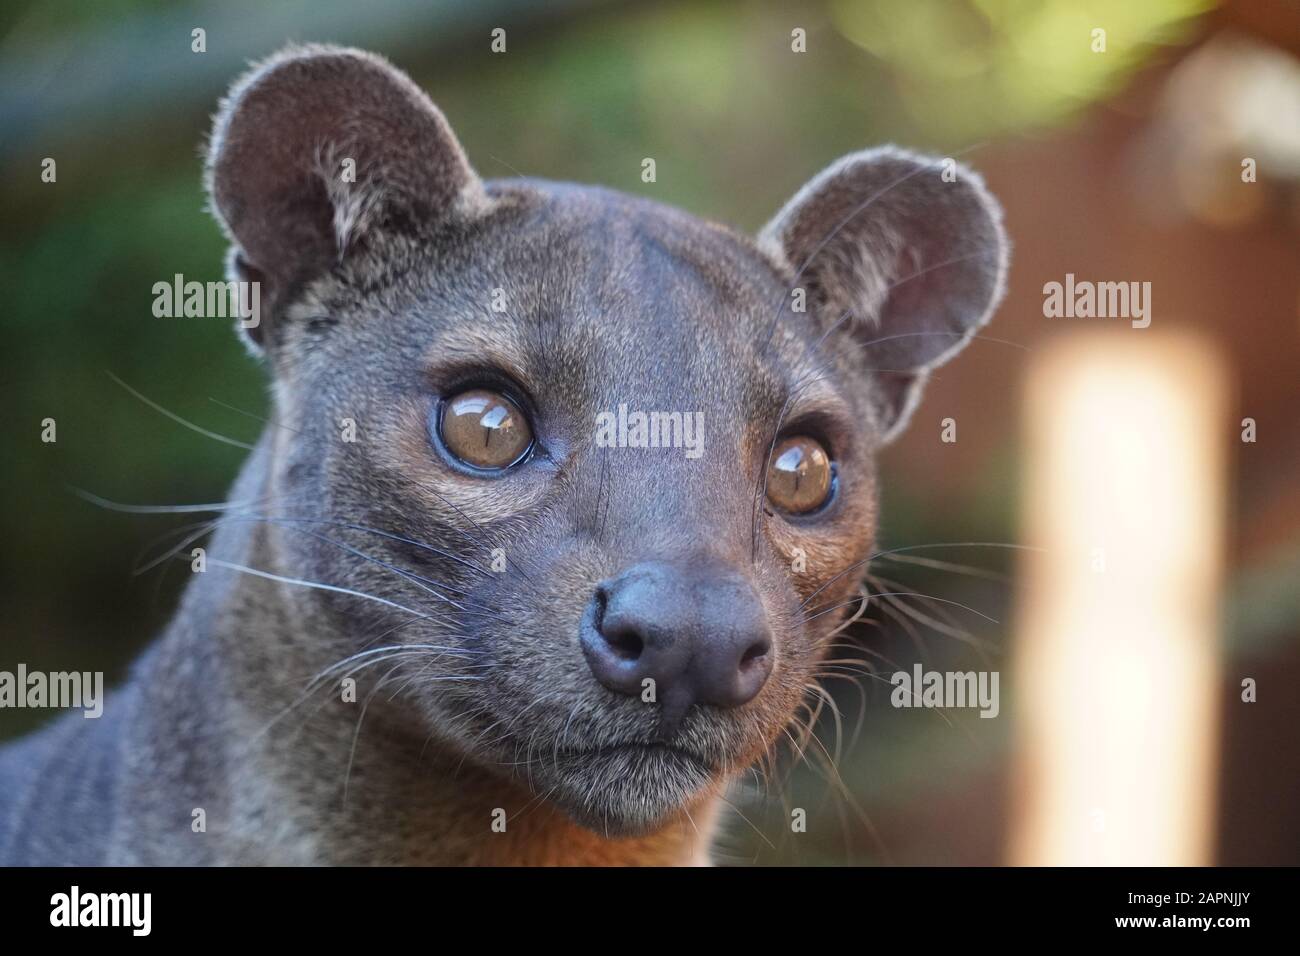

left=758, top=148, right=1008, bottom=443
left=205, top=43, right=488, bottom=351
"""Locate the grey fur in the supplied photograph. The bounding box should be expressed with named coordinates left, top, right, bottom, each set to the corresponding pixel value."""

left=0, top=45, right=1007, bottom=865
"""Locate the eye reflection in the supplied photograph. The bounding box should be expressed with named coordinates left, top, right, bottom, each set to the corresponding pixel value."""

left=766, top=436, right=832, bottom=514
left=438, top=389, right=533, bottom=470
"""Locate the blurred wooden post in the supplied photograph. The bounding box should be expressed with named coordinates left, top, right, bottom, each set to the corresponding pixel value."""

left=1009, top=333, right=1228, bottom=865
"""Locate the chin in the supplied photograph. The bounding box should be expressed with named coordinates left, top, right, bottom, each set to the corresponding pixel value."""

left=539, top=743, right=718, bottom=837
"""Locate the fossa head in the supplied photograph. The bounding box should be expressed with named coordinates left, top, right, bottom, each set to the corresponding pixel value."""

left=206, top=45, right=1007, bottom=835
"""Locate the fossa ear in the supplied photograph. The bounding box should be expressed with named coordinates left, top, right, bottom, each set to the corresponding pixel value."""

left=206, top=43, right=489, bottom=351
left=758, top=147, right=1008, bottom=442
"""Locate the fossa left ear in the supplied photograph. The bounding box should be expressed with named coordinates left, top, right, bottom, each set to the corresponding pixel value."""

left=206, top=43, right=489, bottom=352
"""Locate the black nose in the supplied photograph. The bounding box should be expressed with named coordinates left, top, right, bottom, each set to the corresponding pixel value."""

left=579, top=560, right=774, bottom=722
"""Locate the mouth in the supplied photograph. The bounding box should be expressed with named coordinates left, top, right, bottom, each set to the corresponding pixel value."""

left=559, top=741, right=713, bottom=773
left=540, top=740, right=718, bottom=835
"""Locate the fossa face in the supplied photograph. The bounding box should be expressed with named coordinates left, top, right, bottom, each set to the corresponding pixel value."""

left=207, top=44, right=1007, bottom=834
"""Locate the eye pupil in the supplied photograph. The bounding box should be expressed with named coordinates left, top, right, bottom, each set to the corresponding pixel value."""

left=767, top=436, right=832, bottom=514
left=439, top=389, right=533, bottom=470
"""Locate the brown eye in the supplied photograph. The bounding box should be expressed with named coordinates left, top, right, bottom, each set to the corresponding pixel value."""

left=438, top=389, right=533, bottom=470
left=766, top=436, right=833, bottom=515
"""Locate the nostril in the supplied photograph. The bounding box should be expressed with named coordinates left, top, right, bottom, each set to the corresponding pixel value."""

left=739, top=638, right=770, bottom=670
left=591, top=588, right=643, bottom=661
left=602, top=622, right=644, bottom=661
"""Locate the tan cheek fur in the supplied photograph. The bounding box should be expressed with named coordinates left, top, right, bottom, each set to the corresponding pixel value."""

left=763, top=474, right=878, bottom=610
left=465, top=789, right=721, bottom=866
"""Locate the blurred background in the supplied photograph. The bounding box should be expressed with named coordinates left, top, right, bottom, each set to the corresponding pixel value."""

left=1, top=0, right=1296, bottom=864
